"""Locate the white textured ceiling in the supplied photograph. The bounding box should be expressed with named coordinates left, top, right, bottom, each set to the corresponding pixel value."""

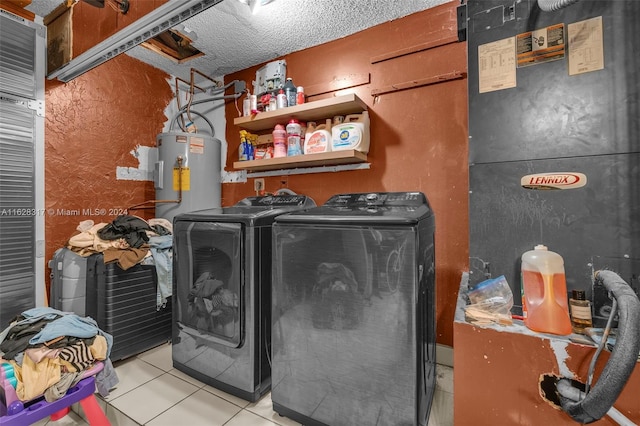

left=27, top=0, right=449, bottom=81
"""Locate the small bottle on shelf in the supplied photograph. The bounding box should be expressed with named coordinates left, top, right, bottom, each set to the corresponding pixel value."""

left=249, top=93, right=258, bottom=114
left=269, top=95, right=277, bottom=111
left=284, top=78, right=297, bottom=107
left=296, top=86, right=305, bottom=104
left=569, top=289, right=593, bottom=334
left=242, top=91, right=251, bottom=117
left=276, top=89, right=287, bottom=109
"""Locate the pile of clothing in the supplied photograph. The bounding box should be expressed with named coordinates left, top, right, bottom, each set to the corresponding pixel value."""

left=66, top=215, right=173, bottom=309
left=187, top=272, right=239, bottom=335
left=0, top=307, right=118, bottom=403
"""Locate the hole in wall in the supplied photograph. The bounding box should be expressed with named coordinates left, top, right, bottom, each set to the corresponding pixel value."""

left=539, top=374, right=586, bottom=410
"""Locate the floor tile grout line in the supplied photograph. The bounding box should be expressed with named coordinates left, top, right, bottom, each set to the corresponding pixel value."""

left=166, top=369, right=208, bottom=390
left=121, top=380, right=203, bottom=426
left=106, top=402, right=143, bottom=426
left=220, top=408, right=246, bottom=426
left=105, top=373, right=254, bottom=426
left=198, top=386, right=252, bottom=409
left=103, top=356, right=172, bottom=403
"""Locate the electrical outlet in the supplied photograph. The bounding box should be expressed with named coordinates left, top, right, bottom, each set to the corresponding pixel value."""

left=254, top=178, right=265, bottom=192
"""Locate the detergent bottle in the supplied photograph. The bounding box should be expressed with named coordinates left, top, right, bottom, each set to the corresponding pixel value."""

left=521, top=245, right=572, bottom=335
left=286, top=119, right=303, bottom=156
left=304, top=118, right=332, bottom=154
left=331, top=111, right=370, bottom=153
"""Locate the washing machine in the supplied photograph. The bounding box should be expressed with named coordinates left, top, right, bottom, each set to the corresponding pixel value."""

left=172, top=194, right=316, bottom=401
left=271, top=191, right=436, bottom=426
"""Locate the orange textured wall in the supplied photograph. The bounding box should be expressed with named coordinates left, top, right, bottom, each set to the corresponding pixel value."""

left=223, top=1, right=469, bottom=346
left=43, top=0, right=172, bottom=298
left=44, top=54, right=172, bottom=297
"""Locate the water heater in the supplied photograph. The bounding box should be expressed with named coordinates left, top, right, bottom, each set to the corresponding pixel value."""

left=155, top=132, right=221, bottom=221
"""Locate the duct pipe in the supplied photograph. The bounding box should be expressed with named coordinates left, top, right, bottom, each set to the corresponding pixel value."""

left=537, top=0, right=581, bottom=12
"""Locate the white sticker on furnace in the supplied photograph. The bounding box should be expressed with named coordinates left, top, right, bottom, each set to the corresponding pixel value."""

left=521, top=172, right=587, bottom=190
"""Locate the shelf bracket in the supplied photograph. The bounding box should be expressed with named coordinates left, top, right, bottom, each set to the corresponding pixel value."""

left=246, top=163, right=371, bottom=178
left=370, top=71, right=467, bottom=97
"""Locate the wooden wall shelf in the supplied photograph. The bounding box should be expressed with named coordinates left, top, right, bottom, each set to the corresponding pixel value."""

left=232, top=94, right=369, bottom=173
left=233, top=150, right=367, bottom=172
left=233, top=93, right=368, bottom=131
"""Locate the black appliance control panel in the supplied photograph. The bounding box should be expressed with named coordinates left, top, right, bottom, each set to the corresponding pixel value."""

left=239, top=195, right=313, bottom=207
left=325, top=192, right=426, bottom=207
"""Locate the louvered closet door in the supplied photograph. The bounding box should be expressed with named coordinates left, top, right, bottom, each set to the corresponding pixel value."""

left=0, top=11, right=45, bottom=326
left=0, top=101, right=36, bottom=325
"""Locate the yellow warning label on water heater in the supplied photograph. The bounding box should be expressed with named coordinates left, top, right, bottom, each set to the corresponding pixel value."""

left=173, top=167, right=190, bottom=191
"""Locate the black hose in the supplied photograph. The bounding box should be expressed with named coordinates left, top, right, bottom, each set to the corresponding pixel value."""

left=556, top=270, right=640, bottom=423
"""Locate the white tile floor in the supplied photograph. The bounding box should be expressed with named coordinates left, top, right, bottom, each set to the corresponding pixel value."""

left=32, top=342, right=454, bottom=425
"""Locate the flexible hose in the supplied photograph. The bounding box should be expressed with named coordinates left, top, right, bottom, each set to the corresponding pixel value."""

left=171, top=93, right=244, bottom=134
left=555, top=270, right=640, bottom=423
left=537, top=0, right=581, bottom=12
left=585, top=298, right=617, bottom=394
left=169, top=110, right=215, bottom=136
left=556, top=381, right=636, bottom=426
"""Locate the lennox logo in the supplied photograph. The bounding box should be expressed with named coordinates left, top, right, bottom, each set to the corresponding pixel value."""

left=521, top=172, right=587, bottom=190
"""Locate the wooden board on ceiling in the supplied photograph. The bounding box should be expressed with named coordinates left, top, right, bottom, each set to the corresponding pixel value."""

left=45, top=2, right=72, bottom=74
left=2, top=0, right=31, bottom=7
left=0, top=0, right=35, bottom=20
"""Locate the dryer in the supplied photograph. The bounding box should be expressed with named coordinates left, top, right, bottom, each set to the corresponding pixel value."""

left=172, top=194, right=315, bottom=401
left=271, top=192, right=436, bottom=425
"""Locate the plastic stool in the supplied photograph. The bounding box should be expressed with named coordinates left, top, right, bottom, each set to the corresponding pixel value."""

left=0, top=362, right=110, bottom=426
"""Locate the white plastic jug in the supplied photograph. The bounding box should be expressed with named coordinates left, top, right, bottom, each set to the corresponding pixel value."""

left=331, top=111, right=370, bottom=153
left=304, top=119, right=332, bottom=154
left=521, top=244, right=572, bottom=335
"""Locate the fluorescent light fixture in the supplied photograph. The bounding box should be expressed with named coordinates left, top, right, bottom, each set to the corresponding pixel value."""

left=237, top=0, right=275, bottom=14
left=47, top=0, right=223, bottom=82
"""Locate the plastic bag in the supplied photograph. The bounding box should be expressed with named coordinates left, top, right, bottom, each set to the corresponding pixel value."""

left=465, top=275, right=514, bottom=324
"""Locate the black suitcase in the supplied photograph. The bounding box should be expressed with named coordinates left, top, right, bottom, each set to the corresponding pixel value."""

left=85, top=253, right=172, bottom=361
left=49, top=248, right=89, bottom=316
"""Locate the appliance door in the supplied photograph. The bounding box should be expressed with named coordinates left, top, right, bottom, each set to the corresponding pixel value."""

left=174, top=221, right=243, bottom=348
left=271, top=222, right=420, bottom=425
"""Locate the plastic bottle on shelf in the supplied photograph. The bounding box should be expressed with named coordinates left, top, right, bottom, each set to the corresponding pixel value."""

left=272, top=124, right=287, bottom=158
left=286, top=119, right=303, bottom=156
left=284, top=78, right=297, bottom=107
left=249, top=93, right=258, bottom=114
left=331, top=111, right=370, bottom=153
left=276, top=89, right=287, bottom=109
left=242, top=91, right=251, bottom=117
left=304, top=118, right=332, bottom=154
left=521, top=245, right=572, bottom=335
left=239, top=131, right=250, bottom=161
left=296, top=86, right=305, bottom=105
